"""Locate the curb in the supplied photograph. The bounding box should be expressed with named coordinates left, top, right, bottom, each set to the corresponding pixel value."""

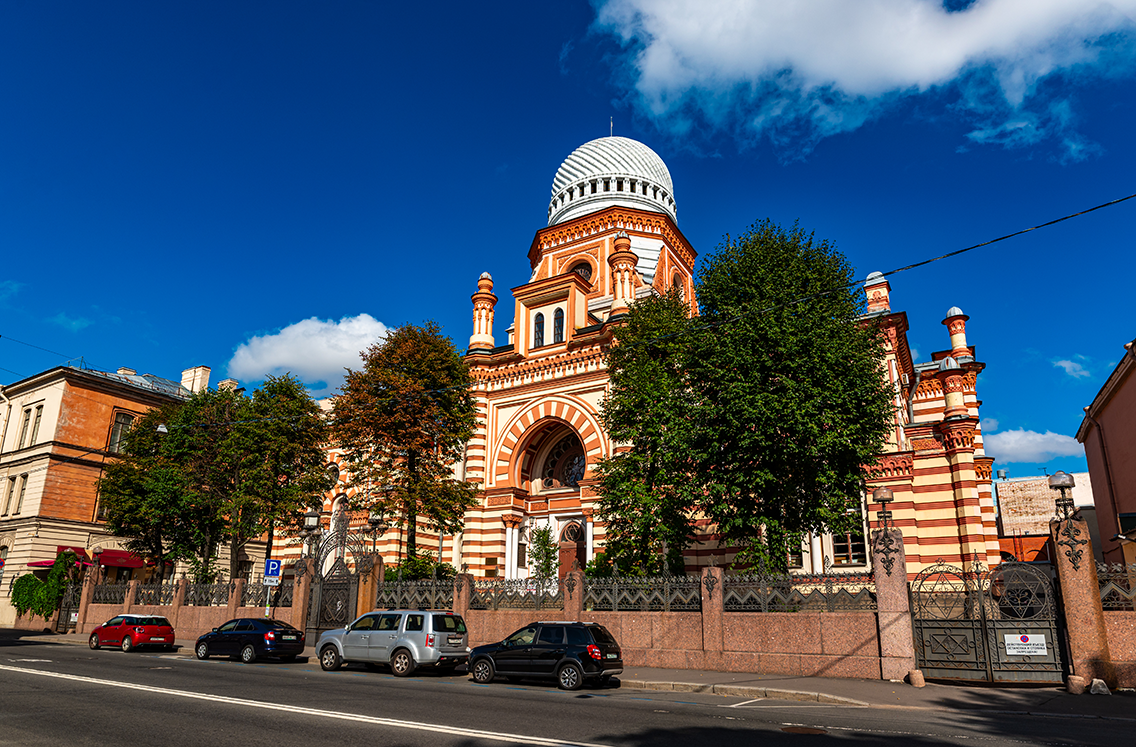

left=617, top=679, right=869, bottom=706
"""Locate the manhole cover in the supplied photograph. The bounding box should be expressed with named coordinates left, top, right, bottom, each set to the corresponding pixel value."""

left=782, top=726, right=827, bottom=735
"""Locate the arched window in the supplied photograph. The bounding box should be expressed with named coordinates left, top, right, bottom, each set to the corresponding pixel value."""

left=534, top=313, right=545, bottom=348
left=570, top=261, right=592, bottom=283
left=553, top=308, right=564, bottom=343
left=672, top=272, right=684, bottom=301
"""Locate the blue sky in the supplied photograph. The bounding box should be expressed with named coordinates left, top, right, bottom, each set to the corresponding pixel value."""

left=3, top=1, right=1136, bottom=479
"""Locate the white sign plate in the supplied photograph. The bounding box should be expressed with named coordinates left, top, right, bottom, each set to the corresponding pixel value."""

left=264, top=576, right=281, bottom=587
left=1004, top=633, right=1046, bottom=656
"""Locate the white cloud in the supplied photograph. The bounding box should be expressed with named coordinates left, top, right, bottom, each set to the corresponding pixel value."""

left=980, top=417, right=999, bottom=432
left=1053, top=358, right=1091, bottom=378
left=48, top=312, right=92, bottom=332
left=228, top=314, right=389, bottom=393
left=984, top=428, right=1082, bottom=463
left=594, top=0, right=1136, bottom=157
left=0, top=280, right=21, bottom=302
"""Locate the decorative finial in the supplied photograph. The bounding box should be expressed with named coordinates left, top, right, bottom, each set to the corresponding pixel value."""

left=610, top=116, right=613, bottom=137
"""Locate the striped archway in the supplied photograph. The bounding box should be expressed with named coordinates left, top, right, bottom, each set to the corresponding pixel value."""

left=492, top=397, right=607, bottom=490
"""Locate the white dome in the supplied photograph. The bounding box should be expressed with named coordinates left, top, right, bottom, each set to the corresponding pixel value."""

left=548, top=137, right=677, bottom=226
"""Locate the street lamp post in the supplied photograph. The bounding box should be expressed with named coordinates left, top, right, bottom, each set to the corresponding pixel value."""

left=367, top=510, right=389, bottom=555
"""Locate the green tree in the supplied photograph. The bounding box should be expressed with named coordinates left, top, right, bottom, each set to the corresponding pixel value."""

left=332, top=322, right=479, bottom=558
left=688, top=220, right=893, bottom=571
left=11, top=550, right=81, bottom=620
left=389, top=550, right=456, bottom=580
left=98, top=375, right=331, bottom=582
left=528, top=525, right=559, bottom=581
left=98, top=403, right=215, bottom=582
left=593, top=289, right=697, bottom=575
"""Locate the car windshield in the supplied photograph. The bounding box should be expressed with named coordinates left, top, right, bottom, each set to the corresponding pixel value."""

left=268, top=620, right=298, bottom=631
left=587, top=625, right=618, bottom=646
left=433, top=615, right=466, bottom=634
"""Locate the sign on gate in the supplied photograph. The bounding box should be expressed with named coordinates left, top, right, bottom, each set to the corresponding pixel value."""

left=1005, top=634, right=1047, bottom=656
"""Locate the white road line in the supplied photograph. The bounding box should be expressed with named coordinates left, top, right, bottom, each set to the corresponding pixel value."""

left=725, top=699, right=762, bottom=708
left=0, top=664, right=609, bottom=747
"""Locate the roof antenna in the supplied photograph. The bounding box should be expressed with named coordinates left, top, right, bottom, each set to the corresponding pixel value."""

left=610, top=116, right=613, bottom=137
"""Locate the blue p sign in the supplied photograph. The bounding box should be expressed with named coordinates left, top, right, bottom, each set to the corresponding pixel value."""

left=264, top=559, right=282, bottom=578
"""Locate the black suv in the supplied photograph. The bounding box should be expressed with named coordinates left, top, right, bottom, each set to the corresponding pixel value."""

left=468, top=621, right=623, bottom=690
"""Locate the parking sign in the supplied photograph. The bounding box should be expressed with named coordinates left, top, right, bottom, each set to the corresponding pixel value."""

left=264, top=558, right=282, bottom=579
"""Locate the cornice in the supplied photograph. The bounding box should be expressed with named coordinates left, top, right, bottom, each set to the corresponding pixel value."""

left=528, top=206, right=697, bottom=271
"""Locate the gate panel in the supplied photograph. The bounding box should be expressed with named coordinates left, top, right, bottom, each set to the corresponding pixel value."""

left=912, top=563, right=990, bottom=681
left=983, top=563, right=1063, bottom=683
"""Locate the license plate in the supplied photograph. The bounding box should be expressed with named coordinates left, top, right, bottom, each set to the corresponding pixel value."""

left=282, top=635, right=297, bottom=641
left=448, top=637, right=462, bottom=645
left=151, top=637, right=165, bottom=642
left=606, top=653, right=617, bottom=659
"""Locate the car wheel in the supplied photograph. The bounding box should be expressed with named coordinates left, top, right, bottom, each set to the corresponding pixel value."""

left=471, top=658, right=495, bottom=684
left=557, top=662, right=583, bottom=691
left=195, top=642, right=210, bottom=660
left=88, top=634, right=100, bottom=650
left=319, top=646, right=341, bottom=672
left=390, top=649, right=416, bottom=677
left=121, top=636, right=133, bottom=653
left=240, top=644, right=257, bottom=664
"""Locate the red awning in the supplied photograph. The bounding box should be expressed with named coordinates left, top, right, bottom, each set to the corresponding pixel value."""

left=27, top=546, right=95, bottom=568
left=94, top=549, right=144, bottom=568
left=57, top=545, right=90, bottom=559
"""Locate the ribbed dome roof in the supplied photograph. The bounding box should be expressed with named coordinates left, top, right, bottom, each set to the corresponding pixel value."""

left=548, top=137, right=677, bottom=226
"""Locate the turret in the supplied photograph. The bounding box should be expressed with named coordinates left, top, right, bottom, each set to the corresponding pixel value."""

left=608, top=232, right=638, bottom=315
left=943, top=306, right=971, bottom=360
left=936, top=356, right=968, bottom=419
left=864, top=271, right=891, bottom=313
left=469, top=272, right=497, bottom=351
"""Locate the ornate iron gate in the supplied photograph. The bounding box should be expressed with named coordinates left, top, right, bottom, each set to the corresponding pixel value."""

left=302, top=516, right=373, bottom=637
left=54, top=582, right=81, bottom=633
left=912, top=560, right=1064, bottom=683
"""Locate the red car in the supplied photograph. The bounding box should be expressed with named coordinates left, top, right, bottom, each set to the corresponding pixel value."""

left=88, top=614, right=175, bottom=652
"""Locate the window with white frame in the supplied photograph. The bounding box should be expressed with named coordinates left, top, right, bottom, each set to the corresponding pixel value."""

left=13, top=474, right=28, bottom=515
left=553, top=308, right=564, bottom=344
left=17, top=408, right=32, bottom=448
left=2, top=478, right=14, bottom=516
left=29, top=406, right=43, bottom=445
left=533, top=312, right=545, bottom=348
left=832, top=513, right=867, bottom=566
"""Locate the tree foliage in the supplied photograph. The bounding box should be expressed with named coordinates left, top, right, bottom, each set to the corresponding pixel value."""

left=98, top=374, right=331, bottom=582
left=595, top=220, right=894, bottom=573
left=11, top=550, right=81, bottom=620
left=332, top=322, right=479, bottom=558
left=528, top=525, right=559, bottom=581
left=388, top=550, right=456, bottom=580
left=593, top=289, right=697, bottom=575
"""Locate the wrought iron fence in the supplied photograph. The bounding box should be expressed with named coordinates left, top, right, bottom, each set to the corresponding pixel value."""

left=469, top=578, right=563, bottom=611
left=92, top=584, right=129, bottom=605
left=185, top=582, right=232, bottom=607
left=240, top=581, right=295, bottom=608
left=583, top=575, right=703, bottom=612
left=377, top=577, right=456, bottom=610
left=722, top=569, right=876, bottom=612
left=1098, top=562, right=1136, bottom=610
left=133, top=583, right=176, bottom=606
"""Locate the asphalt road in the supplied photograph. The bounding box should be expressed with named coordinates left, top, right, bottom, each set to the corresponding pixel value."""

left=0, top=638, right=1128, bottom=747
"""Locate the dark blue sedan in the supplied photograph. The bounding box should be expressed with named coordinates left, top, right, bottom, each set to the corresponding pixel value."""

left=195, top=618, right=306, bottom=663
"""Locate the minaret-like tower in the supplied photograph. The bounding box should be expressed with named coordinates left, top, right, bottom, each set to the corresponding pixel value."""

left=608, top=231, right=638, bottom=315
left=943, top=306, right=971, bottom=359
left=469, top=272, right=497, bottom=351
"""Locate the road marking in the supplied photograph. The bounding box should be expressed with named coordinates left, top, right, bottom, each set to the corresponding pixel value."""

left=726, top=699, right=762, bottom=708
left=8, top=658, right=52, bottom=662
left=0, top=664, right=611, bottom=747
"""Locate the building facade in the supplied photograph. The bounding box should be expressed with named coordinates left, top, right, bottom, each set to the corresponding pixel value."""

left=0, top=363, right=216, bottom=625
left=298, top=136, right=1002, bottom=581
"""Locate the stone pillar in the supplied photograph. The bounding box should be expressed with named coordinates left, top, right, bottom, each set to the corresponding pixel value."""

left=169, top=579, right=187, bottom=630
left=810, top=533, right=824, bottom=574
left=228, top=579, right=245, bottom=617
left=502, top=516, right=520, bottom=580
left=76, top=571, right=97, bottom=633
left=293, top=559, right=314, bottom=632
left=122, top=580, right=140, bottom=614
left=355, top=554, right=383, bottom=618
left=563, top=569, right=584, bottom=620
left=701, top=567, right=724, bottom=670
left=1050, top=513, right=1116, bottom=687
left=453, top=573, right=473, bottom=617
left=581, top=507, right=594, bottom=564
left=872, top=526, right=916, bottom=681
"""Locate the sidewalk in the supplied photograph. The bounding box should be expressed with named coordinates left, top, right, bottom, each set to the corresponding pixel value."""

left=8, top=629, right=1133, bottom=720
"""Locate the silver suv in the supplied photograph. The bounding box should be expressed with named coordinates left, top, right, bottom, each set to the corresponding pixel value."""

left=317, top=610, right=469, bottom=676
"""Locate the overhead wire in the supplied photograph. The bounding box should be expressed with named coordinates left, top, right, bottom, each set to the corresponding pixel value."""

left=2, top=190, right=1134, bottom=431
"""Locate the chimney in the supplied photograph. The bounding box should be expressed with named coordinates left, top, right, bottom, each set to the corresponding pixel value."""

left=117, top=367, right=137, bottom=376
left=217, top=378, right=240, bottom=392
left=181, top=365, right=211, bottom=394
